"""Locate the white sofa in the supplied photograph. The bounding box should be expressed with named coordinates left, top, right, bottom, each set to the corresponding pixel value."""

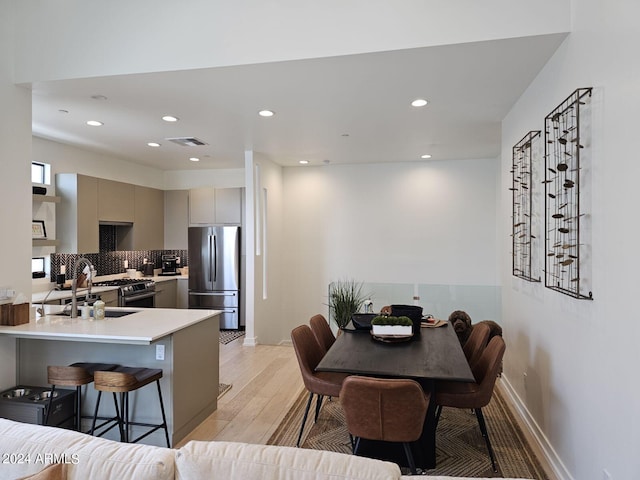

left=0, top=418, right=529, bottom=479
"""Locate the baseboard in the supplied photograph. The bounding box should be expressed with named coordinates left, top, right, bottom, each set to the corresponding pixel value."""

left=242, top=335, right=258, bottom=346
left=498, top=375, right=574, bottom=480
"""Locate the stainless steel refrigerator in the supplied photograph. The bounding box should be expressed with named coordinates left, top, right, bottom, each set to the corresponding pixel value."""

left=188, top=226, right=241, bottom=330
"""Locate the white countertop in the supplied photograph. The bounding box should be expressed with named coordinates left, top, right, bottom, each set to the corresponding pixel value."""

left=0, top=306, right=219, bottom=345
left=31, top=274, right=188, bottom=304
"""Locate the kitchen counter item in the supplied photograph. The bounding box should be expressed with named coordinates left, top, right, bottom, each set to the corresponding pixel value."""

left=161, top=254, right=178, bottom=275
left=143, top=263, right=155, bottom=276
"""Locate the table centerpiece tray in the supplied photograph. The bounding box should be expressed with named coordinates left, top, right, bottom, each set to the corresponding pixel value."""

left=370, top=331, right=414, bottom=343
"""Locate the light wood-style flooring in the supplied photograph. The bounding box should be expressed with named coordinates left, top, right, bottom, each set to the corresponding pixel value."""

left=175, top=338, right=304, bottom=447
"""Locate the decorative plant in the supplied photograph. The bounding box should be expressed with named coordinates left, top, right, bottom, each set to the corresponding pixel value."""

left=371, top=315, right=413, bottom=326
left=328, top=279, right=368, bottom=329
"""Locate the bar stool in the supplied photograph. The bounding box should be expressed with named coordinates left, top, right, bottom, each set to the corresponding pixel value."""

left=91, top=366, right=170, bottom=447
left=45, top=362, right=119, bottom=433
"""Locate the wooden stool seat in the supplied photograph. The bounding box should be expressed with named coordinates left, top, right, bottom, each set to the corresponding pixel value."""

left=45, top=362, right=119, bottom=432
left=91, top=366, right=170, bottom=447
left=93, top=367, right=163, bottom=392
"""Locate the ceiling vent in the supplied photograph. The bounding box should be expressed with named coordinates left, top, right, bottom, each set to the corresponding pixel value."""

left=166, top=137, right=208, bottom=147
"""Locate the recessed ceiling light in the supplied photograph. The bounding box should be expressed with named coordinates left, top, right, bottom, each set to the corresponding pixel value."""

left=258, top=110, right=275, bottom=117
left=411, top=99, right=428, bottom=107
left=421, top=154, right=432, bottom=159
left=189, top=157, right=200, bottom=162
left=162, top=115, right=179, bottom=122
left=86, top=120, right=103, bottom=126
left=299, top=160, right=309, bottom=165
left=147, top=142, right=161, bottom=147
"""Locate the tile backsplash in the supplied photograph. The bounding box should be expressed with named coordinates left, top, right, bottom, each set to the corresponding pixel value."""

left=50, top=250, right=188, bottom=282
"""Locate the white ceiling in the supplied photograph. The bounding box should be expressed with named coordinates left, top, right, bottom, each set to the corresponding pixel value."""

left=31, top=34, right=566, bottom=171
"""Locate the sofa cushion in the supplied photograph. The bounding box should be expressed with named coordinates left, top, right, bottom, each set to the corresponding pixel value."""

left=176, top=440, right=401, bottom=480
left=0, top=418, right=174, bottom=480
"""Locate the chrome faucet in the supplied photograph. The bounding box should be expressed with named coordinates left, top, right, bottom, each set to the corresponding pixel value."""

left=70, top=257, right=95, bottom=318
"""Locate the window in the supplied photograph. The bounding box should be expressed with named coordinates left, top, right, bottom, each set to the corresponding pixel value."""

left=31, top=162, right=51, bottom=185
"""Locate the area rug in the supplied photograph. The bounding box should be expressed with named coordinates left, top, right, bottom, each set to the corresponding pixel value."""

left=218, top=383, right=232, bottom=399
left=219, top=329, right=245, bottom=345
left=267, top=386, right=549, bottom=479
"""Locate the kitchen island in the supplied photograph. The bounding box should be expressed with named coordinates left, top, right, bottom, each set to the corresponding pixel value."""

left=0, top=306, right=220, bottom=447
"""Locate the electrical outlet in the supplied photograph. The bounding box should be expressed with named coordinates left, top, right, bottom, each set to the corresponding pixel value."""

left=155, top=344, right=165, bottom=361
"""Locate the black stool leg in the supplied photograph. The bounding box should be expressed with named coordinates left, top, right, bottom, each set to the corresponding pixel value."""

left=122, top=392, right=129, bottom=443
left=90, top=391, right=102, bottom=435
left=75, top=385, right=82, bottom=431
left=155, top=380, right=171, bottom=447
left=113, top=392, right=124, bottom=441
left=44, top=384, right=56, bottom=427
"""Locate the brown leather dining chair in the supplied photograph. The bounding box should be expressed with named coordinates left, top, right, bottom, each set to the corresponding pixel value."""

left=290, top=325, right=349, bottom=447
left=434, top=335, right=506, bottom=472
left=309, top=314, right=335, bottom=353
left=462, top=321, right=491, bottom=368
left=340, top=376, right=430, bottom=475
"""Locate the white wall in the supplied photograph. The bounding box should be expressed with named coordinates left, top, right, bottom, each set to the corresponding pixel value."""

left=12, top=0, right=570, bottom=84
left=0, top=0, right=32, bottom=388
left=500, top=1, right=640, bottom=479
left=277, top=158, right=499, bottom=343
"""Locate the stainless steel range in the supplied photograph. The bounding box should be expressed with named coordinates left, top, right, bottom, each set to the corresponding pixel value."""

left=94, top=279, right=156, bottom=307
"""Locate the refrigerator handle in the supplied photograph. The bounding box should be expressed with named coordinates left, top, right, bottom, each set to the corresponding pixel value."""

left=208, top=235, right=213, bottom=283
left=213, top=234, right=218, bottom=282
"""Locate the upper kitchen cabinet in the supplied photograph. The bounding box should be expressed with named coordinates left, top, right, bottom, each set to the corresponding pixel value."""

left=189, top=187, right=242, bottom=225
left=132, top=185, right=164, bottom=250
left=165, top=190, right=189, bottom=249
left=98, top=179, right=134, bottom=223
left=56, top=174, right=99, bottom=254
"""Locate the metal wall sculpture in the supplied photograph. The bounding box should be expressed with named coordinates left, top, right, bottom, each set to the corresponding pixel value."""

left=511, top=130, right=541, bottom=282
left=544, top=87, right=593, bottom=300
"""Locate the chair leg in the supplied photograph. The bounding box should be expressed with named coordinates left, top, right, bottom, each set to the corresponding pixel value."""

left=475, top=407, right=498, bottom=472
left=296, top=392, right=314, bottom=447
left=314, top=394, right=324, bottom=422
left=403, top=442, right=417, bottom=475
left=353, top=437, right=361, bottom=456
left=434, top=404, right=443, bottom=429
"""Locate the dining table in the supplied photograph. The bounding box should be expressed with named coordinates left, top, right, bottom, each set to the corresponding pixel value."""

left=315, top=321, right=474, bottom=469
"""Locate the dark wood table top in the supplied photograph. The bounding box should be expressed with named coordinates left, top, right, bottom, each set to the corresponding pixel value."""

left=315, top=323, right=474, bottom=382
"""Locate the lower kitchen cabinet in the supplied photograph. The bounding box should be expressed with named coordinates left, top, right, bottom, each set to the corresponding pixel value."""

left=176, top=279, right=188, bottom=309
left=155, top=280, right=177, bottom=308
